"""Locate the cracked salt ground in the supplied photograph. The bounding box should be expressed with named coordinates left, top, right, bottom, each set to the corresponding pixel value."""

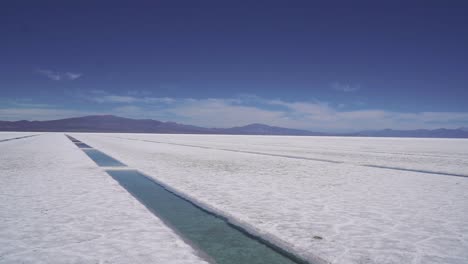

left=0, top=134, right=39, bottom=143
left=66, top=136, right=308, bottom=264
left=109, top=133, right=468, bottom=177
left=106, top=169, right=305, bottom=264
left=73, top=133, right=468, bottom=264
left=0, top=132, right=38, bottom=141
left=0, top=133, right=209, bottom=264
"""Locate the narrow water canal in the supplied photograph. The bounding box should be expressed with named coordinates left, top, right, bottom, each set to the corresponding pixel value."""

left=66, top=135, right=309, bottom=264
left=82, top=149, right=126, bottom=167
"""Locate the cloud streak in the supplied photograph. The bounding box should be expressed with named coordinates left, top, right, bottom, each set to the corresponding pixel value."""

left=0, top=107, right=97, bottom=121
left=92, top=95, right=175, bottom=104
left=90, top=94, right=468, bottom=131
left=3, top=94, right=468, bottom=132
left=37, top=69, right=82, bottom=81
left=331, top=82, right=361, bottom=92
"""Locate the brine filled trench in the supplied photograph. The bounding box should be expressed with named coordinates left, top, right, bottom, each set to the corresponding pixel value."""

left=107, top=170, right=305, bottom=264
left=83, top=149, right=126, bottom=167
left=66, top=135, right=80, bottom=142
left=66, top=135, right=308, bottom=264
left=67, top=136, right=124, bottom=166
left=75, top=142, right=92, bottom=148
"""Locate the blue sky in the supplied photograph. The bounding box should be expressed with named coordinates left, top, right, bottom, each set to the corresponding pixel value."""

left=1, top=1, right=468, bottom=132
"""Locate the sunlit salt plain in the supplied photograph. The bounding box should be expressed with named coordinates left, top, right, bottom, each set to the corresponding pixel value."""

left=0, top=133, right=208, bottom=264
left=0, top=132, right=38, bottom=142
left=2, top=132, right=468, bottom=264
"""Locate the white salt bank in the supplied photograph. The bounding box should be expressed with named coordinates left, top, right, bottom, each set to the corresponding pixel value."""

left=0, top=133, right=208, bottom=264
left=75, top=133, right=468, bottom=264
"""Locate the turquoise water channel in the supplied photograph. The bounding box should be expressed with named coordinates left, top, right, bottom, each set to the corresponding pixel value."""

left=75, top=142, right=92, bottom=148
left=82, top=149, right=126, bottom=167
left=67, top=135, right=308, bottom=264
left=107, top=170, right=304, bottom=264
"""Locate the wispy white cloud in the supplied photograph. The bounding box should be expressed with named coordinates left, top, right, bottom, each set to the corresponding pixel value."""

left=0, top=108, right=97, bottom=121
left=37, top=69, right=61, bottom=80
left=331, top=82, right=361, bottom=92
left=102, top=95, right=466, bottom=131
left=37, top=69, right=82, bottom=81
left=92, top=94, right=175, bottom=104
left=166, top=98, right=286, bottom=128
left=11, top=102, right=54, bottom=108
left=64, top=72, right=82, bottom=80
left=93, top=95, right=139, bottom=103
left=113, top=105, right=144, bottom=114
left=2, top=98, right=54, bottom=109
left=3, top=93, right=468, bottom=131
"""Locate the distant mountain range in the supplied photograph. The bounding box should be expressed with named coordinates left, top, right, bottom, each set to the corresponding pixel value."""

left=0, top=115, right=467, bottom=138
left=351, top=128, right=468, bottom=138
left=0, top=115, right=319, bottom=136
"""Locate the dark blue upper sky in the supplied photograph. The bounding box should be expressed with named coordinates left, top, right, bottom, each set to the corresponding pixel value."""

left=1, top=1, right=467, bottom=131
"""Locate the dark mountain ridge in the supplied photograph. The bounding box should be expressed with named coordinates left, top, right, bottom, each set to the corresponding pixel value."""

left=0, top=115, right=467, bottom=138
left=350, top=128, right=468, bottom=138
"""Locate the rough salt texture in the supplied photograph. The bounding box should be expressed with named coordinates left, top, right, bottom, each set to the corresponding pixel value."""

left=0, top=132, right=38, bottom=141
left=110, top=134, right=468, bottom=177
left=74, top=133, right=468, bottom=264
left=0, top=133, right=209, bottom=264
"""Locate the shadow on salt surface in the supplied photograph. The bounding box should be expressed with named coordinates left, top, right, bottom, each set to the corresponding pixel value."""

left=107, top=169, right=304, bottom=264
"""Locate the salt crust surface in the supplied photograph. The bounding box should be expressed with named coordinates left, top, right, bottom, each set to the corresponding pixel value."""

left=0, top=132, right=37, bottom=141
left=113, top=134, right=468, bottom=177
left=74, top=133, right=468, bottom=264
left=0, top=133, right=208, bottom=264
